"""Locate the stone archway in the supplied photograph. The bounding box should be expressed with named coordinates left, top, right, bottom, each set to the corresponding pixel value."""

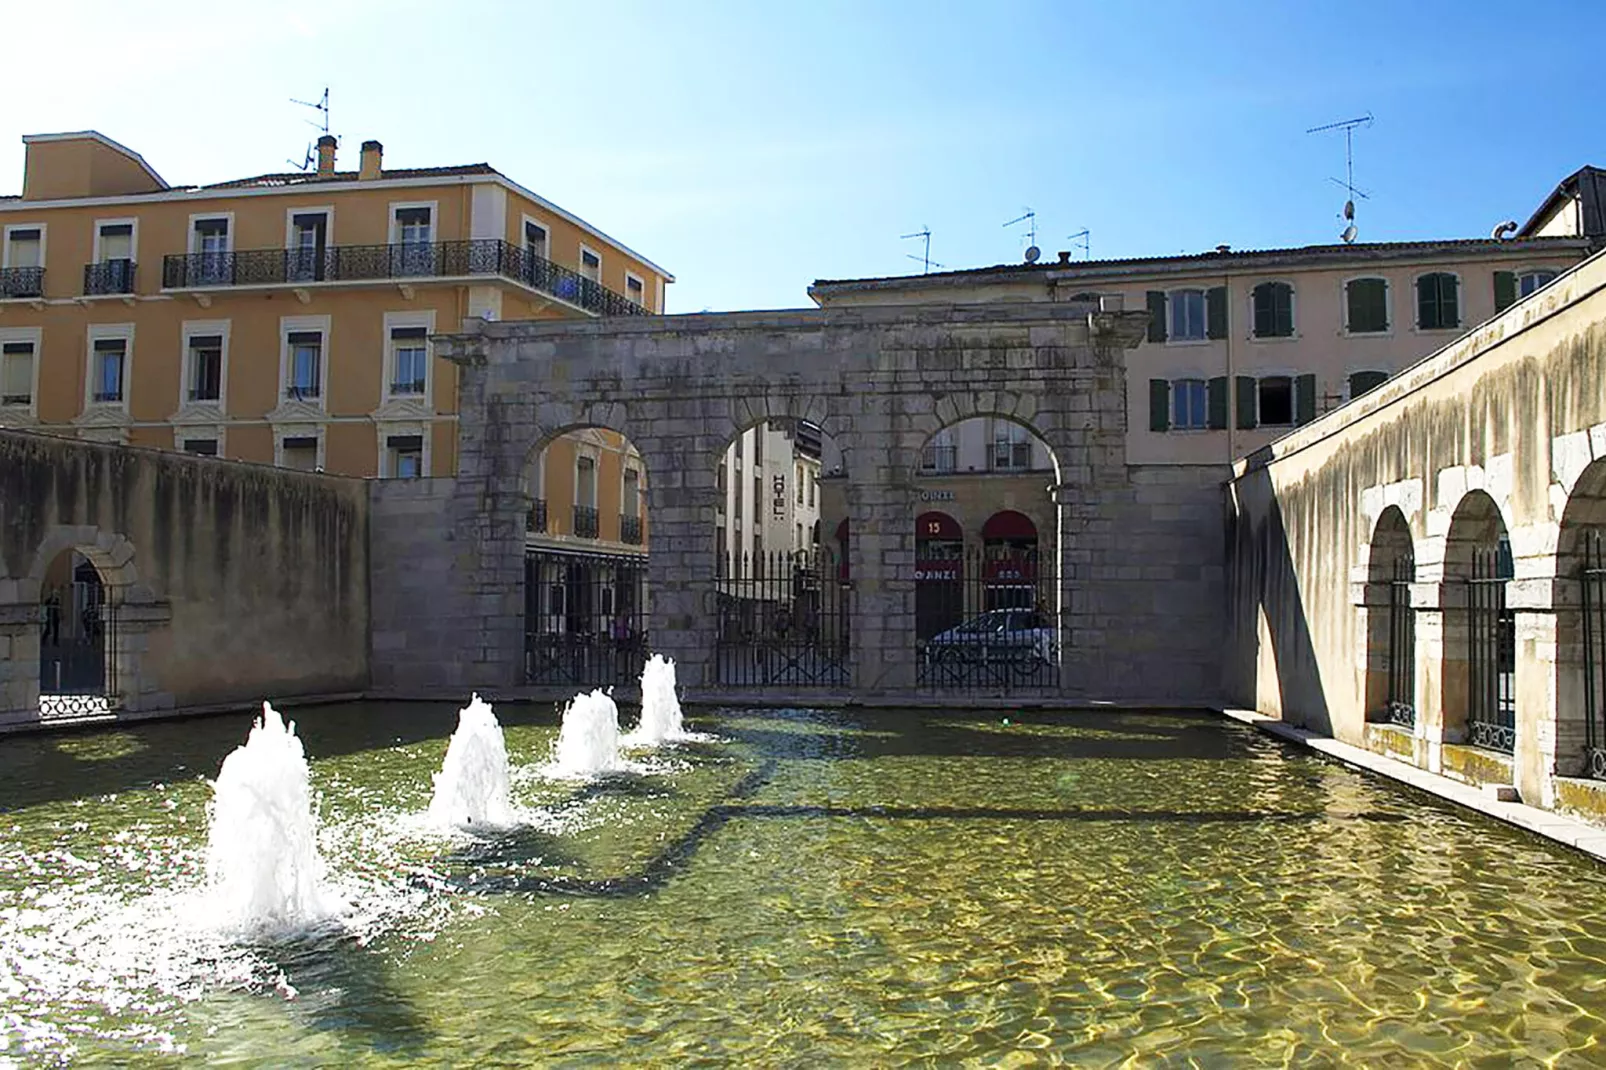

left=1556, top=458, right=1606, bottom=778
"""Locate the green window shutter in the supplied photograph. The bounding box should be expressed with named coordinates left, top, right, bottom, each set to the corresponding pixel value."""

left=1494, top=271, right=1517, bottom=312
left=1252, top=284, right=1272, bottom=337
left=1206, top=286, right=1227, bottom=339
left=1146, top=291, right=1167, bottom=343
left=1276, top=284, right=1295, bottom=336
left=1416, top=276, right=1434, bottom=329
left=1294, top=373, right=1317, bottom=425
left=1347, top=278, right=1387, bottom=333
left=1235, top=375, right=1258, bottom=429
left=1207, top=376, right=1228, bottom=429
left=1149, top=379, right=1170, bottom=432
left=1443, top=275, right=1459, bottom=327
left=1349, top=370, right=1387, bottom=398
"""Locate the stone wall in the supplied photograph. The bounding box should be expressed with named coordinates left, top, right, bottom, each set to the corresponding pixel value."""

left=369, top=476, right=461, bottom=694
left=0, top=431, right=368, bottom=723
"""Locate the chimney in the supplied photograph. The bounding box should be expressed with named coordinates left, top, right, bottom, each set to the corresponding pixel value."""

left=360, top=140, right=383, bottom=181
left=315, top=135, right=337, bottom=177
left=1056, top=250, right=1071, bottom=264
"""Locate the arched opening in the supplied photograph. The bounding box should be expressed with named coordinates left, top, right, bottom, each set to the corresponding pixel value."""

left=1363, top=507, right=1415, bottom=728
left=712, top=418, right=848, bottom=687
left=1557, top=459, right=1606, bottom=778
left=1442, top=491, right=1514, bottom=753
left=521, top=426, right=649, bottom=687
left=37, top=549, right=115, bottom=717
left=914, top=511, right=963, bottom=641
left=981, top=510, right=1039, bottom=612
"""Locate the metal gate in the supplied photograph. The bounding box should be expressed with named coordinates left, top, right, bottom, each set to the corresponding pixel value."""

left=524, top=549, right=648, bottom=687
left=38, top=564, right=118, bottom=715
left=715, top=549, right=849, bottom=687
left=1582, top=531, right=1606, bottom=778
left=1384, top=554, right=1416, bottom=728
left=1465, top=546, right=1515, bottom=752
left=917, top=548, right=1057, bottom=691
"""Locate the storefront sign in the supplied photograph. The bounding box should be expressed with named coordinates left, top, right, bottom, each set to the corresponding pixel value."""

left=914, top=561, right=962, bottom=582
left=772, top=474, right=787, bottom=518
left=919, top=489, right=955, bottom=502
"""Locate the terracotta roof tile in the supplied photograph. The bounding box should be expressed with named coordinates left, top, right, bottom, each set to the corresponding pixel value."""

left=199, top=164, right=497, bottom=190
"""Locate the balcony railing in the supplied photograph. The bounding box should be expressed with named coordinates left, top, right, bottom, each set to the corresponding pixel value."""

left=0, top=266, right=43, bottom=299
left=84, top=260, right=136, bottom=296
left=529, top=498, right=548, bottom=533
left=620, top=514, right=642, bottom=545
left=162, top=239, right=649, bottom=318
left=921, top=444, right=957, bottom=473
left=574, top=505, right=600, bottom=539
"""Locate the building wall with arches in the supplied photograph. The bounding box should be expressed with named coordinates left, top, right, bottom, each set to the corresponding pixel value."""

left=1228, top=248, right=1606, bottom=813
left=0, top=429, right=368, bottom=724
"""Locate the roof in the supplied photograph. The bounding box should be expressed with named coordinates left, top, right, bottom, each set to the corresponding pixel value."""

left=200, top=163, right=498, bottom=190
left=1518, top=165, right=1606, bottom=238
left=810, top=236, right=1593, bottom=294
left=21, top=131, right=169, bottom=190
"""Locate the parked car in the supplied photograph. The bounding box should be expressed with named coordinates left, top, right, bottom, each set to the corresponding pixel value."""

left=923, top=609, right=1055, bottom=664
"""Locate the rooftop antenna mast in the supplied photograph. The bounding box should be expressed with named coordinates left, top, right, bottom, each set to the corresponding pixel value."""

left=1306, top=113, right=1372, bottom=243
left=287, top=87, right=332, bottom=171
left=900, top=226, right=944, bottom=273
left=1066, top=228, right=1091, bottom=260
left=1004, top=208, right=1041, bottom=263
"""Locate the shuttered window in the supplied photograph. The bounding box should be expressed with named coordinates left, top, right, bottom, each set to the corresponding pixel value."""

left=1493, top=271, right=1517, bottom=313
left=1416, top=273, right=1460, bottom=330
left=1345, top=278, right=1389, bottom=333
left=1519, top=269, right=1558, bottom=297
left=1171, top=378, right=1208, bottom=429
left=1251, top=282, right=1295, bottom=338
left=1169, top=290, right=1206, bottom=341
left=1349, top=370, right=1388, bottom=399
left=1, top=341, right=33, bottom=405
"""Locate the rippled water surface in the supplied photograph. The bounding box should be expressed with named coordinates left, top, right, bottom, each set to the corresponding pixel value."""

left=4, top=703, right=1606, bottom=1067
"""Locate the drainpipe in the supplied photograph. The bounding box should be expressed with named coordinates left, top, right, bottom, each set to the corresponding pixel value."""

left=1224, top=269, right=1236, bottom=464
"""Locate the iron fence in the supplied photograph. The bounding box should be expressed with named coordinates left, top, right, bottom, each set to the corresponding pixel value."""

left=1384, top=554, right=1416, bottom=728
left=916, top=548, right=1058, bottom=691
left=573, top=505, right=600, bottom=539
left=715, top=549, right=850, bottom=687
left=1583, top=532, right=1606, bottom=778
left=524, top=549, right=648, bottom=688
left=528, top=498, right=548, bottom=534
left=0, top=266, right=43, bottom=299
left=38, top=577, right=119, bottom=715
left=1465, top=547, right=1516, bottom=752
left=621, top=514, right=643, bottom=545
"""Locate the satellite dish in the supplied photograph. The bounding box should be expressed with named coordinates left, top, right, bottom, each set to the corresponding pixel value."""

left=1343, top=199, right=1355, bottom=221
left=1024, top=245, right=1041, bottom=263
left=1340, top=224, right=1358, bottom=244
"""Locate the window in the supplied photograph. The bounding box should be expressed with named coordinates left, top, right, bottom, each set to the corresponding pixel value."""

left=1257, top=376, right=1294, bottom=426
left=183, top=438, right=218, bottom=456
left=734, top=477, right=743, bottom=519
left=289, top=211, right=329, bottom=282
left=287, top=331, right=322, bottom=399
left=392, top=206, right=434, bottom=276
left=281, top=436, right=318, bottom=471
left=576, top=456, right=597, bottom=507
left=188, top=334, right=223, bottom=402
left=3, top=227, right=43, bottom=298
left=1345, top=278, right=1389, bottom=333
left=524, top=221, right=549, bottom=261
left=796, top=464, right=804, bottom=504
left=1416, top=273, right=1460, bottom=330
left=92, top=338, right=125, bottom=403
left=623, top=468, right=640, bottom=516
left=1519, top=269, right=1558, bottom=298
left=1171, top=378, right=1208, bottom=430
left=626, top=274, right=645, bottom=308
left=580, top=247, right=601, bottom=282
left=1251, top=282, right=1295, bottom=338
left=754, top=426, right=764, bottom=466
left=1169, top=289, right=1206, bottom=341
left=1, top=340, right=34, bottom=406
left=717, top=459, right=727, bottom=496
left=1349, top=370, right=1388, bottom=399
left=808, top=475, right=816, bottom=508
left=389, top=326, right=428, bottom=396
left=97, top=222, right=133, bottom=263
left=396, top=207, right=432, bottom=245
left=192, top=217, right=229, bottom=285
left=992, top=422, right=1031, bottom=470
left=387, top=434, right=423, bottom=478
left=90, top=222, right=135, bottom=294
left=753, top=474, right=762, bottom=521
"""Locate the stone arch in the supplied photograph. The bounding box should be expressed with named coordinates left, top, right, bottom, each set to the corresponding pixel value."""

left=1362, top=506, right=1416, bottom=726
left=914, top=394, right=1060, bottom=483
left=1440, top=490, right=1513, bottom=747
left=711, top=394, right=845, bottom=477
left=1554, top=457, right=1606, bottom=777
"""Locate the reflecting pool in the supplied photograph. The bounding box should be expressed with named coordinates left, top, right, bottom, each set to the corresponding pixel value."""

left=4, top=703, right=1606, bottom=1066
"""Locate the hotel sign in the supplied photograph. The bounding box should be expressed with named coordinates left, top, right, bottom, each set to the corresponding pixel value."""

left=772, top=474, right=787, bottom=518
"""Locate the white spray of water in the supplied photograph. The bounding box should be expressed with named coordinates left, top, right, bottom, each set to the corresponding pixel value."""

left=548, top=689, right=624, bottom=777
left=427, top=693, right=515, bottom=829
left=205, top=702, right=343, bottom=934
left=624, top=654, right=687, bottom=746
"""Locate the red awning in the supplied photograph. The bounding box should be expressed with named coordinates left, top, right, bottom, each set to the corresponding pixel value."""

left=915, top=511, right=962, bottom=541
left=981, top=510, right=1037, bottom=542
left=835, top=518, right=849, bottom=543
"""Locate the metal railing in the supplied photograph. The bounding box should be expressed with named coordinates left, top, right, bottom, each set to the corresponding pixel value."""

left=0, top=266, right=43, bottom=299
left=921, top=444, right=957, bottom=472
left=1584, top=532, right=1606, bottom=778
left=1465, top=548, right=1516, bottom=753
left=162, top=239, right=648, bottom=317
left=620, top=514, right=642, bottom=545
left=715, top=549, right=850, bottom=687
left=528, top=498, right=548, bottom=534
left=524, top=549, right=647, bottom=687
left=1384, top=554, right=1416, bottom=728
left=916, top=548, right=1057, bottom=691
left=573, top=504, right=600, bottom=539
left=84, top=260, right=136, bottom=296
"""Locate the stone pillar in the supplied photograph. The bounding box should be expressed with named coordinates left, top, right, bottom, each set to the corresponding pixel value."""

left=1510, top=576, right=1566, bottom=806
left=1414, top=601, right=1451, bottom=774
left=640, top=432, right=721, bottom=691
left=0, top=602, right=39, bottom=719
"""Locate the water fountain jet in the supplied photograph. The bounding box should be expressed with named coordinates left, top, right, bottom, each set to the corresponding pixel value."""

left=428, top=693, right=515, bottom=829
left=550, top=690, right=623, bottom=776
left=625, top=654, right=686, bottom=746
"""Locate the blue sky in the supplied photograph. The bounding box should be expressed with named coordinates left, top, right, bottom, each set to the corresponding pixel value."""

left=6, top=1, right=1602, bottom=312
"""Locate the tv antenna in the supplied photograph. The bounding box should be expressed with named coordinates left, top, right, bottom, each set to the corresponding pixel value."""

left=1066, top=229, right=1091, bottom=260
left=287, top=87, right=332, bottom=171
left=1004, top=208, right=1040, bottom=263
left=1307, top=113, right=1372, bottom=243
left=900, top=227, right=944, bottom=273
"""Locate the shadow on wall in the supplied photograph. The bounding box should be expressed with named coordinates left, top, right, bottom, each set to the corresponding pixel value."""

left=1226, top=453, right=1334, bottom=735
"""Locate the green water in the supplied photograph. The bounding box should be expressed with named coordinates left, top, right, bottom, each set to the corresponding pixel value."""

left=4, top=703, right=1606, bottom=1067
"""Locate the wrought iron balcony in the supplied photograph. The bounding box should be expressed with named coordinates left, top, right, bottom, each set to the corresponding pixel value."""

left=529, top=498, right=548, bottom=533
left=84, top=260, right=136, bottom=296
left=620, top=514, right=642, bottom=545
left=0, top=266, right=43, bottom=299
left=573, top=505, right=600, bottom=539
left=921, top=444, right=957, bottom=472
left=162, top=239, right=649, bottom=317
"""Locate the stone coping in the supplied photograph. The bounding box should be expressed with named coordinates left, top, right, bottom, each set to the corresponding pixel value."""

left=1220, top=707, right=1606, bottom=864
